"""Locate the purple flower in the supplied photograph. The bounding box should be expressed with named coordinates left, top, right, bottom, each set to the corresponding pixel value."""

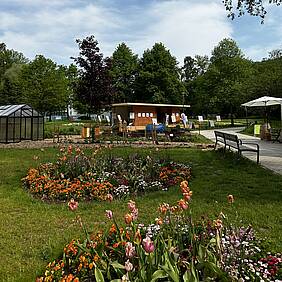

left=142, top=236, right=155, bottom=253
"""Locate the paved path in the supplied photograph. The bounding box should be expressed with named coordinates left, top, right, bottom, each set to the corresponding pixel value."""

left=200, top=128, right=282, bottom=175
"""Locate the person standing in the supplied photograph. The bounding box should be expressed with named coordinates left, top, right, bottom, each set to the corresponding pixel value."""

left=181, top=112, right=187, bottom=128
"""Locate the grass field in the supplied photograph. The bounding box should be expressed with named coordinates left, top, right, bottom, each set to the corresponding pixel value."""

left=0, top=147, right=281, bottom=281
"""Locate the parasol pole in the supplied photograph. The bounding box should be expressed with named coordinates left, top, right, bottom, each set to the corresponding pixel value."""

left=281, top=104, right=282, bottom=129
left=245, top=106, right=248, bottom=126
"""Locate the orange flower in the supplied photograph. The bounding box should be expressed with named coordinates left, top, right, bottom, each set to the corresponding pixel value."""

left=124, top=213, right=133, bottom=224
left=67, top=145, right=73, bottom=154
left=214, top=219, right=223, bottom=230
left=180, top=180, right=188, bottom=189
left=183, top=191, right=193, bottom=201
left=109, top=224, right=116, bottom=234
left=94, top=254, right=100, bottom=262
left=113, top=242, right=120, bottom=248
left=66, top=274, right=74, bottom=282
left=155, top=217, right=163, bottom=225
left=158, top=203, right=169, bottom=214
left=178, top=199, right=189, bottom=210
left=134, top=229, right=142, bottom=243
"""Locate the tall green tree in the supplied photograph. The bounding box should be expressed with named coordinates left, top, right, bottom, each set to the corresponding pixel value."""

left=206, top=38, right=252, bottom=124
left=0, top=64, right=24, bottom=105
left=110, top=43, right=138, bottom=103
left=20, top=55, right=69, bottom=116
left=72, top=35, right=113, bottom=115
left=135, top=43, right=184, bottom=104
left=60, top=63, right=79, bottom=117
left=182, top=55, right=210, bottom=115
left=245, top=58, right=282, bottom=100
left=0, top=43, right=28, bottom=105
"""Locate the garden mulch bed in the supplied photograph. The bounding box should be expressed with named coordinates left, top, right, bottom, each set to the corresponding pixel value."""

left=0, top=137, right=214, bottom=150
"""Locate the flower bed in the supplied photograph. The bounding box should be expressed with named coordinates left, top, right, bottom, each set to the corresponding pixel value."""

left=38, top=182, right=282, bottom=281
left=22, top=146, right=191, bottom=202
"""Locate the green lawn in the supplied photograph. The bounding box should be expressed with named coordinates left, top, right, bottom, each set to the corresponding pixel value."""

left=0, top=147, right=281, bottom=281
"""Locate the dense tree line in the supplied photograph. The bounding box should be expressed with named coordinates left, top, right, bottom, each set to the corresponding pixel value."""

left=1, top=36, right=282, bottom=120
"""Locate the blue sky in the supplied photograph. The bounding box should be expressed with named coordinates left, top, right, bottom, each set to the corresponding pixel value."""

left=0, top=0, right=281, bottom=66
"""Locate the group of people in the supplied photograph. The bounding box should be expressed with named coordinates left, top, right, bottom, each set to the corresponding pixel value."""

left=164, top=112, right=188, bottom=128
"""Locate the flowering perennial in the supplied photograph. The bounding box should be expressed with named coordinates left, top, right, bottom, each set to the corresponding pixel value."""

left=23, top=147, right=191, bottom=202
left=38, top=183, right=282, bottom=282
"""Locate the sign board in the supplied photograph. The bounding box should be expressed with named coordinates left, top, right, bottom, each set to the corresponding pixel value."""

left=198, top=116, right=204, bottom=122
left=129, top=112, right=135, bottom=119
left=152, top=118, right=158, bottom=125
left=216, top=115, right=221, bottom=122
left=254, top=124, right=261, bottom=135
left=95, top=127, right=100, bottom=137
left=209, top=120, right=215, bottom=127
left=171, top=115, right=176, bottom=123
left=117, top=114, right=122, bottom=122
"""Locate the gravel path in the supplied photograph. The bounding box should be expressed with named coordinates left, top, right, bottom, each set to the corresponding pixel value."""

left=0, top=136, right=214, bottom=150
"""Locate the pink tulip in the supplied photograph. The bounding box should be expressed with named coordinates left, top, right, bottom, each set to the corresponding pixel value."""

left=131, top=208, right=138, bottom=220
left=227, top=194, right=234, bottom=204
left=128, top=200, right=136, bottom=212
left=125, top=259, right=133, bottom=272
left=125, top=242, right=136, bottom=258
left=107, top=194, right=113, bottom=202
left=68, top=199, right=78, bottom=211
left=105, top=210, right=113, bottom=220
left=142, top=236, right=155, bottom=253
left=178, top=199, right=189, bottom=210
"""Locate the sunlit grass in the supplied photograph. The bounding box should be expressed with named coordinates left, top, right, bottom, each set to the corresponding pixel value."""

left=0, top=147, right=281, bottom=281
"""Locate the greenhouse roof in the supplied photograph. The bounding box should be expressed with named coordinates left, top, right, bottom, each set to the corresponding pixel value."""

left=0, top=104, right=40, bottom=117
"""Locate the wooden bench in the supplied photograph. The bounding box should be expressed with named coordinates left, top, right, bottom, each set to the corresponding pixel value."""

left=214, top=130, right=260, bottom=164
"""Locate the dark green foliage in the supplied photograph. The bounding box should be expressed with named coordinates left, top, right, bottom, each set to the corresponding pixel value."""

left=193, top=39, right=253, bottom=123
left=20, top=55, right=69, bottom=115
left=72, top=35, right=113, bottom=115
left=0, top=43, right=28, bottom=105
left=135, top=43, right=184, bottom=104
left=110, top=43, right=138, bottom=103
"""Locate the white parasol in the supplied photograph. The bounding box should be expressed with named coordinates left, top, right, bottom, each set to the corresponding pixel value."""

left=241, top=96, right=282, bottom=127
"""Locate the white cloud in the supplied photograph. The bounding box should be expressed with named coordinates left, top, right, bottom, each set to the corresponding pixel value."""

left=4, top=0, right=279, bottom=65
left=0, top=3, right=124, bottom=63
left=126, top=0, right=233, bottom=64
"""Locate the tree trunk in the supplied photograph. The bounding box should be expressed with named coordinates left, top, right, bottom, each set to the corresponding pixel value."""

left=230, top=105, right=234, bottom=126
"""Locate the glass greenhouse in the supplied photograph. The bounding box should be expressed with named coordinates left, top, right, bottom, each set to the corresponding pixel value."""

left=0, top=104, right=44, bottom=143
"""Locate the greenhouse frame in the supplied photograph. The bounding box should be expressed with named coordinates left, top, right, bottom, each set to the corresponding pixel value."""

left=0, top=104, right=44, bottom=143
